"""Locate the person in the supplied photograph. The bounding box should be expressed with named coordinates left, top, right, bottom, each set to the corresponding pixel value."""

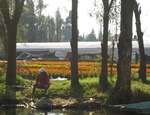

left=32, top=68, right=50, bottom=98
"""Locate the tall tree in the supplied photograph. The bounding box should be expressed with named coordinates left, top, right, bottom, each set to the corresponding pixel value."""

left=17, top=21, right=27, bottom=42
left=21, top=0, right=37, bottom=42
left=71, top=0, right=80, bottom=88
left=134, top=1, right=147, bottom=83
left=100, top=0, right=114, bottom=87
left=0, top=0, right=25, bottom=85
left=36, top=0, right=47, bottom=42
left=55, top=8, right=63, bottom=42
left=85, top=29, right=97, bottom=41
left=62, top=11, right=72, bottom=42
left=114, top=0, right=134, bottom=104
left=37, top=15, right=47, bottom=42
left=46, top=16, right=55, bottom=42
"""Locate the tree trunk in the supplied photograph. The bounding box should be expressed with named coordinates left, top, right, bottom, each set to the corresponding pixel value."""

left=100, top=10, right=109, bottom=87
left=0, top=0, right=25, bottom=85
left=134, top=1, right=147, bottom=83
left=110, top=40, right=115, bottom=76
left=100, top=0, right=114, bottom=87
left=71, top=0, right=79, bottom=88
left=114, top=0, right=134, bottom=104
left=6, top=22, right=17, bottom=85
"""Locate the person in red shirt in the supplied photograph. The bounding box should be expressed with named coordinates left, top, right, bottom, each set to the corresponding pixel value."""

left=32, top=68, right=50, bottom=98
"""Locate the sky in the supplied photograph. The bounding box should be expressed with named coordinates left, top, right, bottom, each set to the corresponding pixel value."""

left=134, top=0, right=150, bottom=41
left=43, top=0, right=99, bottom=37
left=43, top=0, right=150, bottom=40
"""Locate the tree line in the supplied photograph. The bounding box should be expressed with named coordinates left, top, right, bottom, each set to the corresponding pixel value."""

left=0, top=0, right=97, bottom=43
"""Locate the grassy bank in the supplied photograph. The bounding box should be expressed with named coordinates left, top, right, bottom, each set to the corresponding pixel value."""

left=0, top=74, right=150, bottom=106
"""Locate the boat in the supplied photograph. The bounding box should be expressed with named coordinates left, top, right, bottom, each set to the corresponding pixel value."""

left=108, top=101, right=150, bottom=114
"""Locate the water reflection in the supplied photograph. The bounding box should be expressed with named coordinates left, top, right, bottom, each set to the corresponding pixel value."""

left=0, top=108, right=126, bottom=115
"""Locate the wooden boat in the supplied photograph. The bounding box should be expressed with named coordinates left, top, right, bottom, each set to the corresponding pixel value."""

left=108, top=101, right=150, bottom=114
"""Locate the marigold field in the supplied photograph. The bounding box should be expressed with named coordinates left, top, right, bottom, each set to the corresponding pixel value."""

left=0, top=60, right=150, bottom=78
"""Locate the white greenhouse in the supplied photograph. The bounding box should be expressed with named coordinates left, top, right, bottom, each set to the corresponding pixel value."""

left=16, top=41, right=150, bottom=62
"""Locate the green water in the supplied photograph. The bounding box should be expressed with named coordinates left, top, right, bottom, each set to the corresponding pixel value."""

left=0, top=108, right=134, bottom=115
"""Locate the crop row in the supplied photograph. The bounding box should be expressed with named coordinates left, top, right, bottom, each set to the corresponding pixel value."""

left=0, top=61, right=150, bottom=78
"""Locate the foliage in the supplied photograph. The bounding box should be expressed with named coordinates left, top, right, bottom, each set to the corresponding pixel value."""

left=61, top=11, right=72, bottom=42
left=0, top=74, right=31, bottom=86
left=0, top=74, right=31, bottom=100
left=0, top=74, right=6, bottom=84
left=85, top=29, right=97, bottom=41
left=5, top=1, right=97, bottom=43
left=131, top=77, right=150, bottom=102
left=94, top=54, right=102, bottom=61
left=0, top=73, right=150, bottom=105
left=16, top=75, right=31, bottom=85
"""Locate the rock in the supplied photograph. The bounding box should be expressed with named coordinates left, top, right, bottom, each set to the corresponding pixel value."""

left=36, top=97, right=53, bottom=110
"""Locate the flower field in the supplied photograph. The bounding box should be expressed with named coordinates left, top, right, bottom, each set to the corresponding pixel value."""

left=0, top=60, right=150, bottom=78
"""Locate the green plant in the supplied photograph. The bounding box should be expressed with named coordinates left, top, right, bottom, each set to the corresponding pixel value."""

left=16, top=75, right=31, bottom=85
left=94, top=54, right=102, bottom=61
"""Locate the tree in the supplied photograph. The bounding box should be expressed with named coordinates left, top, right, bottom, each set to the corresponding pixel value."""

left=134, top=0, right=147, bottom=83
left=62, top=10, right=82, bottom=42
left=0, top=0, right=25, bottom=85
left=98, top=30, right=103, bottom=41
left=20, top=0, right=50, bottom=42
left=37, top=15, right=47, bottom=42
left=100, top=0, right=114, bottom=87
left=78, top=34, right=84, bottom=41
left=20, top=0, right=37, bottom=42
left=0, top=11, right=7, bottom=58
left=85, top=29, right=97, bottom=41
left=46, top=16, right=55, bottom=42
left=55, top=8, right=63, bottom=42
left=17, top=21, right=27, bottom=42
left=36, top=0, right=47, bottom=42
left=71, top=0, right=80, bottom=88
left=114, top=0, right=134, bottom=104
left=61, top=11, right=72, bottom=42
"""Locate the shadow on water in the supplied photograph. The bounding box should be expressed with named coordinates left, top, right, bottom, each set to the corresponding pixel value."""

left=0, top=108, right=144, bottom=115
left=4, top=85, right=17, bottom=115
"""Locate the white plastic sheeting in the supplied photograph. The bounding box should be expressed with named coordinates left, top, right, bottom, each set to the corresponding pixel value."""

left=17, top=42, right=102, bottom=60
left=55, top=50, right=68, bottom=60
left=16, top=41, right=150, bottom=60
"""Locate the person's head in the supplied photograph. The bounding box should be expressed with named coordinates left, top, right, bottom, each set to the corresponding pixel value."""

left=39, top=68, right=46, bottom=73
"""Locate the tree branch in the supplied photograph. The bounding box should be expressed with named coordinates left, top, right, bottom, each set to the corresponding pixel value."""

left=0, top=0, right=10, bottom=25
left=13, top=0, right=25, bottom=25
left=108, top=0, right=114, bottom=11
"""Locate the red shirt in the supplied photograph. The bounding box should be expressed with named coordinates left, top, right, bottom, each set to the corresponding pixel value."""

left=36, top=72, right=50, bottom=85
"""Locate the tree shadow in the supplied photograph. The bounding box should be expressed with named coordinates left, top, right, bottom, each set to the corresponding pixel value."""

left=143, top=80, right=150, bottom=85
left=70, top=84, right=85, bottom=103
left=4, top=85, right=17, bottom=115
left=4, top=85, right=17, bottom=104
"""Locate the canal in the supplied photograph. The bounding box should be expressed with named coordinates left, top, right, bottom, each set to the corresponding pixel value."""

left=0, top=108, right=138, bottom=115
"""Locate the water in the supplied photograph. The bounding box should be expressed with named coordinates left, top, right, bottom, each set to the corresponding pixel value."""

left=0, top=108, right=131, bottom=115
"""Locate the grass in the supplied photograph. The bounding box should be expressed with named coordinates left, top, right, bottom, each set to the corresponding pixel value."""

left=131, top=76, right=150, bottom=102
left=0, top=74, right=150, bottom=106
